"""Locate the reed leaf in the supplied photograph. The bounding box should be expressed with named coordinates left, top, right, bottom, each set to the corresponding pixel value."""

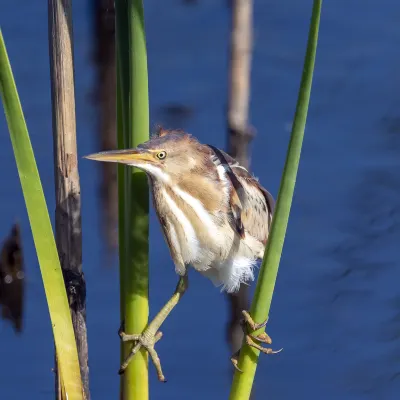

left=0, top=29, right=83, bottom=399
left=229, top=1, right=322, bottom=398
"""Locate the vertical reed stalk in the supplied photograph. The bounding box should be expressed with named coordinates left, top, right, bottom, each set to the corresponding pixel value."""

left=124, top=0, right=150, bottom=397
left=115, top=0, right=128, bottom=336
left=92, top=0, right=119, bottom=252
left=229, top=1, right=322, bottom=398
left=116, top=51, right=127, bottom=400
left=226, top=0, right=254, bottom=361
left=0, top=28, right=84, bottom=399
left=116, top=0, right=150, bottom=398
left=48, top=1, right=89, bottom=398
left=115, top=2, right=130, bottom=397
left=227, top=0, right=254, bottom=170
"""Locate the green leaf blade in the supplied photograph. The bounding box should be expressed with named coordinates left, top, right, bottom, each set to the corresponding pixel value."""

left=0, top=29, right=83, bottom=400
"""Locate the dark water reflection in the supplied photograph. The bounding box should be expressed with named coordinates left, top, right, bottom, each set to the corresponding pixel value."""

left=1, top=0, right=400, bottom=399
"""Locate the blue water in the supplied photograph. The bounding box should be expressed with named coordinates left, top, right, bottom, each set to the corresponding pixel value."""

left=2, top=0, right=400, bottom=398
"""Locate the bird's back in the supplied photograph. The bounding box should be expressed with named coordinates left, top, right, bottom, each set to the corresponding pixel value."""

left=187, top=145, right=275, bottom=292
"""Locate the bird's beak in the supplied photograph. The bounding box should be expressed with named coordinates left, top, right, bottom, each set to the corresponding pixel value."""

left=84, top=148, right=153, bottom=165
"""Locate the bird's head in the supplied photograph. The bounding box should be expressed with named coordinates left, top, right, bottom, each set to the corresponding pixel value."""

left=85, top=128, right=209, bottom=183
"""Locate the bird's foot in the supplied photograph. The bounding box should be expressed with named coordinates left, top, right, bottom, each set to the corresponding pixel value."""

left=117, top=275, right=188, bottom=382
left=118, top=321, right=166, bottom=382
left=230, top=310, right=282, bottom=372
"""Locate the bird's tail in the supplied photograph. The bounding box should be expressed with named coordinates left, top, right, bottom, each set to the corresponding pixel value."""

left=204, top=257, right=257, bottom=293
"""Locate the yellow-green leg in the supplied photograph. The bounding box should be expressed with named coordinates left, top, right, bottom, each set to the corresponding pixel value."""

left=118, top=274, right=188, bottom=381
left=231, top=310, right=282, bottom=372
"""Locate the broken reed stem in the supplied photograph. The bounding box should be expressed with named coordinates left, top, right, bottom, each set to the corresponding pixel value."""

left=48, top=0, right=89, bottom=398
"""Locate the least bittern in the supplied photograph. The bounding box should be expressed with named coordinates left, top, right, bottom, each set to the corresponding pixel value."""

left=86, top=128, right=278, bottom=381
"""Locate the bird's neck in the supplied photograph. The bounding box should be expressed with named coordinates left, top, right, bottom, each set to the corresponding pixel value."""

left=150, top=171, right=225, bottom=216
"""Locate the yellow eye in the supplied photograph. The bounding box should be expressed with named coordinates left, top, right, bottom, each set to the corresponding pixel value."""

left=156, top=151, right=167, bottom=160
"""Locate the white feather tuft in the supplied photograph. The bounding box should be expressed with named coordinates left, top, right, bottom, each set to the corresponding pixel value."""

left=203, top=257, right=258, bottom=293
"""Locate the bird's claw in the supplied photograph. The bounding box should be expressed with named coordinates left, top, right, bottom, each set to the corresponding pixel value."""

left=230, top=310, right=282, bottom=372
left=230, top=350, right=243, bottom=373
left=118, top=324, right=166, bottom=382
left=118, top=320, right=125, bottom=338
left=244, top=333, right=282, bottom=355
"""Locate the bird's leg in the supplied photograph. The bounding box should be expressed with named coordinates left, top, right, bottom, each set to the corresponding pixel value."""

left=230, top=310, right=281, bottom=372
left=118, top=274, right=189, bottom=381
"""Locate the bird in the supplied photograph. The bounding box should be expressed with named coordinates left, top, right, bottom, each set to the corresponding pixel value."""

left=85, top=127, right=277, bottom=381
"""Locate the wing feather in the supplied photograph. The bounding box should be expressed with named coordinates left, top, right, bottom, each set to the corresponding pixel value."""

left=207, top=145, right=274, bottom=244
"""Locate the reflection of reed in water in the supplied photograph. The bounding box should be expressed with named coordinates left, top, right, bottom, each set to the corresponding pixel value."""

left=225, top=0, right=254, bottom=366
left=0, top=223, right=24, bottom=333
left=91, top=0, right=118, bottom=253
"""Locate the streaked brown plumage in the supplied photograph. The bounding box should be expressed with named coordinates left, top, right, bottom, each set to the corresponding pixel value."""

left=85, top=127, right=276, bottom=380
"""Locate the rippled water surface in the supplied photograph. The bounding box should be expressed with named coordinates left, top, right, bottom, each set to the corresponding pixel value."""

left=1, top=1, right=400, bottom=399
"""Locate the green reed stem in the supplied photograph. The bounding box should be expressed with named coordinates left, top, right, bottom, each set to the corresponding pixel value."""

left=229, top=1, right=322, bottom=398
left=116, top=50, right=127, bottom=399
left=116, top=0, right=150, bottom=398
left=116, top=0, right=129, bottom=351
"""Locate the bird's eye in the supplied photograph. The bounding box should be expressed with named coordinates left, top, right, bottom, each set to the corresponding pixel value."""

left=156, top=151, right=167, bottom=160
